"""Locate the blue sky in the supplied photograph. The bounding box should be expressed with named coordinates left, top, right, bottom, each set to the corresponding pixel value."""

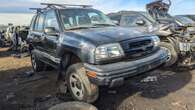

left=0, top=0, right=195, bottom=15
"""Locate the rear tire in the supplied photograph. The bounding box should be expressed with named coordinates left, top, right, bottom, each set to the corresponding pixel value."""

left=31, top=52, right=45, bottom=72
left=159, top=42, right=178, bottom=67
left=65, top=63, right=99, bottom=103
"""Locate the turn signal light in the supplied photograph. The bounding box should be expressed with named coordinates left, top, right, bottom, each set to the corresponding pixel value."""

left=86, top=71, right=97, bottom=78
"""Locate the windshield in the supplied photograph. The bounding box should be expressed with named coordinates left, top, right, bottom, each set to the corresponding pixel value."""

left=175, top=16, right=195, bottom=24
left=120, top=14, right=152, bottom=27
left=60, top=9, right=115, bottom=30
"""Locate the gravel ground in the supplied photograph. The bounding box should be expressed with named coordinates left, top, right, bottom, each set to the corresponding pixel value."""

left=0, top=48, right=195, bottom=110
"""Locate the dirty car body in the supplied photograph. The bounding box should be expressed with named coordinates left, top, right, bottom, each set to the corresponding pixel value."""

left=27, top=4, right=167, bottom=102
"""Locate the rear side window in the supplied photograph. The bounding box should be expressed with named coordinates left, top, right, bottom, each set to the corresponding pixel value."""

left=34, top=14, right=45, bottom=31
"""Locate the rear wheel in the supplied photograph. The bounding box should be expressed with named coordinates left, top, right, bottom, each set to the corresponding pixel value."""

left=159, top=42, right=178, bottom=67
left=31, top=52, right=45, bottom=72
left=64, top=63, right=99, bottom=103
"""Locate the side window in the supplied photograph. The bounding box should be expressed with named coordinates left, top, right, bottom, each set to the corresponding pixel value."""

left=44, top=10, right=59, bottom=31
left=34, top=14, right=45, bottom=31
left=121, top=14, right=147, bottom=27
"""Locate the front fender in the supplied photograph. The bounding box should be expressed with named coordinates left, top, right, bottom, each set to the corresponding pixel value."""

left=56, top=35, right=96, bottom=64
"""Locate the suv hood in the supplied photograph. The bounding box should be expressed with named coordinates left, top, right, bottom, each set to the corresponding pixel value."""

left=65, top=27, right=151, bottom=45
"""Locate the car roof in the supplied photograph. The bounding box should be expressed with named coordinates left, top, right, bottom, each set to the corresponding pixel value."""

left=108, top=11, right=146, bottom=16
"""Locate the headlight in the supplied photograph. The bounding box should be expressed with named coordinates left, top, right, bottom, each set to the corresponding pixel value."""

left=95, top=43, right=124, bottom=60
left=151, top=36, right=160, bottom=46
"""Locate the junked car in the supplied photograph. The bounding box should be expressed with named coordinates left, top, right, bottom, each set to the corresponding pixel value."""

left=185, top=15, right=195, bottom=22
left=109, top=0, right=195, bottom=68
left=27, top=3, right=167, bottom=103
left=174, top=15, right=195, bottom=35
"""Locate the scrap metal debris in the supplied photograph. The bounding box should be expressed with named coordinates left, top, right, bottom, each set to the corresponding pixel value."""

left=6, top=92, right=15, bottom=101
left=11, top=52, right=29, bottom=58
left=34, top=95, right=53, bottom=103
left=108, top=90, right=117, bottom=94
left=141, top=76, right=158, bottom=83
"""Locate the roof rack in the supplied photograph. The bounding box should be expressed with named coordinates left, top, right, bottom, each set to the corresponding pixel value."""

left=29, top=8, right=46, bottom=13
left=30, top=3, right=92, bottom=13
left=40, top=3, right=92, bottom=8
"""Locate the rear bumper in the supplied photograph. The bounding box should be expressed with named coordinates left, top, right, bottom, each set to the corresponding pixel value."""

left=84, top=49, right=167, bottom=87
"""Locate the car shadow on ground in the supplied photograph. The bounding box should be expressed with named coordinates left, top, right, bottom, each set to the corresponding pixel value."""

left=95, top=69, right=192, bottom=110
left=0, top=67, right=60, bottom=110
left=0, top=48, right=29, bottom=59
left=0, top=48, right=14, bottom=58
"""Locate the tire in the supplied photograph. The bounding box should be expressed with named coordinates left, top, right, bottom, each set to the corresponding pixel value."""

left=65, top=63, right=99, bottom=103
left=159, top=42, right=178, bottom=67
left=48, top=102, right=97, bottom=110
left=31, top=52, right=45, bottom=72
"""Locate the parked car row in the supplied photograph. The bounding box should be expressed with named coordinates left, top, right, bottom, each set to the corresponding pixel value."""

left=27, top=0, right=195, bottom=103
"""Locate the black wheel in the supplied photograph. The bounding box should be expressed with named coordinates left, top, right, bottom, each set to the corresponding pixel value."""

left=31, top=52, right=45, bottom=72
left=159, top=42, right=178, bottom=67
left=65, top=63, right=99, bottom=103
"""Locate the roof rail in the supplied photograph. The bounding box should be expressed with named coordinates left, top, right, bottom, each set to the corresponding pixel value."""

left=40, top=3, right=92, bottom=8
left=29, top=8, right=45, bottom=13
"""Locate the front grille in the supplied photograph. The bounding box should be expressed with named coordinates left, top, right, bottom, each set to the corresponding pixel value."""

left=120, top=37, right=155, bottom=59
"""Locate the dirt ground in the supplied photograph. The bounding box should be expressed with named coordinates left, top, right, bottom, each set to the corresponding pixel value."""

left=0, top=47, right=195, bottom=110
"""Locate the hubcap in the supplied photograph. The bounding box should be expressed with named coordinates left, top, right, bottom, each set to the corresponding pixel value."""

left=162, top=47, right=172, bottom=62
left=31, top=55, right=37, bottom=70
left=69, top=73, right=84, bottom=100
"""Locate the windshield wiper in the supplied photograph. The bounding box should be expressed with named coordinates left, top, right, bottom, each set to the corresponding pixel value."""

left=67, top=26, right=96, bottom=30
left=92, top=23, right=116, bottom=27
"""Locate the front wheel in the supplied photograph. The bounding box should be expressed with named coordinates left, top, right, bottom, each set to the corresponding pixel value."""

left=159, top=42, right=178, bottom=67
left=65, top=63, right=99, bottom=103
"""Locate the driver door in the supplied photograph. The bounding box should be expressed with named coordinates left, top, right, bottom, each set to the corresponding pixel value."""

left=43, top=10, right=60, bottom=62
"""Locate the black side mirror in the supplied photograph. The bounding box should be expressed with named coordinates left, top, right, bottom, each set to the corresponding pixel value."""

left=136, top=19, right=145, bottom=26
left=44, top=27, right=59, bottom=36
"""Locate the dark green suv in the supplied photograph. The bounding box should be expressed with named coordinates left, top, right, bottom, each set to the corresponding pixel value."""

left=27, top=3, right=167, bottom=103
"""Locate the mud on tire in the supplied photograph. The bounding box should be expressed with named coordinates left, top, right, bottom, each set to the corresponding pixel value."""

left=65, top=63, right=99, bottom=103
left=31, top=52, right=45, bottom=72
left=159, top=42, right=178, bottom=67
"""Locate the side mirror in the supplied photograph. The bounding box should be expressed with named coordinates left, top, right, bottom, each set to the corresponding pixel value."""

left=44, top=27, right=59, bottom=36
left=136, top=19, right=145, bottom=26
left=112, top=20, right=119, bottom=25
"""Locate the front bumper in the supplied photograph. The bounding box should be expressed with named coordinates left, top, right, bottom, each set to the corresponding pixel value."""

left=84, top=49, right=168, bottom=87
